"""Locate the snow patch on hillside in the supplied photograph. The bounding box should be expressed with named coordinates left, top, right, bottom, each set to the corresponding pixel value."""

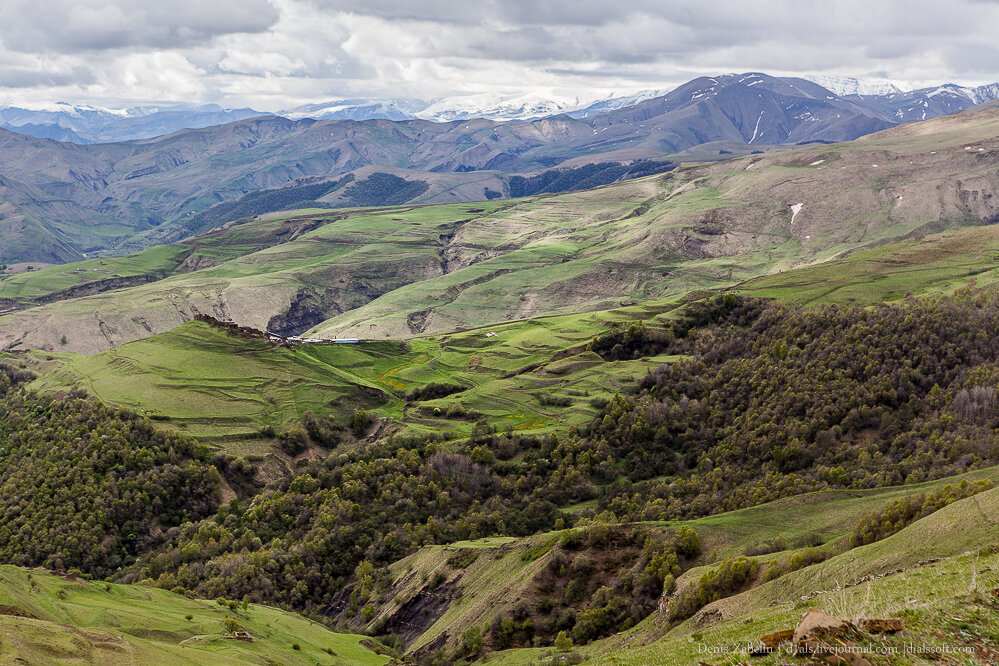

left=789, top=203, right=804, bottom=226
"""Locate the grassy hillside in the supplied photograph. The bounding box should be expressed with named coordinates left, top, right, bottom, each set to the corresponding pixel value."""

left=337, top=467, right=999, bottom=661
left=4, top=106, right=999, bottom=356
left=737, top=222, right=999, bottom=305
left=553, top=486, right=999, bottom=666
left=0, top=565, right=390, bottom=665
left=0, top=245, right=188, bottom=304
left=486, top=546, right=999, bottom=665
left=24, top=299, right=681, bottom=452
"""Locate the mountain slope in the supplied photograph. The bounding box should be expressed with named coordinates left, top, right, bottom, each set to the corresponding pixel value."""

left=0, top=565, right=390, bottom=665
left=485, top=485, right=999, bottom=665
left=3, top=104, right=999, bottom=354
left=5, top=73, right=996, bottom=263
left=357, top=471, right=999, bottom=661
left=0, top=103, right=264, bottom=143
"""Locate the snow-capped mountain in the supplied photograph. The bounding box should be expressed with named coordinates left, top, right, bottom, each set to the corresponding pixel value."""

left=415, top=92, right=589, bottom=122
left=282, top=90, right=676, bottom=123
left=282, top=98, right=426, bottom=122
left=4, top=75, right=999, bottom=145
left=802, top=75, right=903, bottom=97
left=956, top=83, right=999, bottom=105
left=0, top=103, right=263, bottom=143
left=566, top=89, right=672, bottom=118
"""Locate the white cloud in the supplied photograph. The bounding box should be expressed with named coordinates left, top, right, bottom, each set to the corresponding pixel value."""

left=0, top=0, right=996, bottom=109
left=92, top=52, right=207, bottom=101
left=219, top=52, right=307, bottom=77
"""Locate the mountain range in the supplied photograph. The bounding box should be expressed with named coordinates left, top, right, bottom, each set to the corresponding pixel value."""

left=4, top=73, right=997, bottom=144
left=3, top=72, right=999, bottom=265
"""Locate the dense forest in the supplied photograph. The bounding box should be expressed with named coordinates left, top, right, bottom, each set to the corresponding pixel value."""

left=178, top=178, right=350, bottom=238
left=507, top=159, right=675, bottom=198
left=341, top=172, right=431, bottom=206
left=0, top=362, right=222, bottom=577
left=585, top=292, right=999, bottom=520
left=3, top=289, right=999, bottom=654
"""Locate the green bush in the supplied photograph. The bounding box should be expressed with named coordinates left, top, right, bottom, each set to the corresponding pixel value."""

left=407, top=382, right=466, bottom=401
left=759, top=547, right=832, bottom=583
left=743, top=535, right=786, bottom=556
left=446, top=549, right=479, bottom=569
left=850, top=479, right=994, bottom=547
left=666, top=556, right=759, bottom=622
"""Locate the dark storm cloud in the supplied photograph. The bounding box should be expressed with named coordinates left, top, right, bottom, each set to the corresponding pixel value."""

left=0, top=65, right=90, bottom=88
left=0, top=0, right=279, bottom=53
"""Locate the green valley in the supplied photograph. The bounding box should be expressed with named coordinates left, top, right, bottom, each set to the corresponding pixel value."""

left=3, top=105, right=999, bottom=358
left=3, top=94, right=999, bottom=666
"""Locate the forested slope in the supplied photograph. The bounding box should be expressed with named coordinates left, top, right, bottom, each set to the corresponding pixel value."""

left=0, top=362, right=225, bottom=576
left=106, top=290, right=999, bottom=625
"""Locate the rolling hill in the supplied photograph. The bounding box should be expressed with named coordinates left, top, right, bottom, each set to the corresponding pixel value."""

left=3, top=73, right=998, bottom=265
left=2, top=104, right=998, bottom=358
left=0, top=565, right=391, bottom=665
left=478, top=482, right=999, bottom=665
left=379, top=471, right=999, bottom=661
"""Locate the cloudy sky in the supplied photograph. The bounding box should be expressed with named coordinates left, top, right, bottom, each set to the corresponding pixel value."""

left=1, top=0, right=997, bottom=110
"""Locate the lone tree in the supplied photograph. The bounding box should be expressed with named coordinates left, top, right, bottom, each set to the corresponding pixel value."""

left=223, top=616, right=244, bottom=634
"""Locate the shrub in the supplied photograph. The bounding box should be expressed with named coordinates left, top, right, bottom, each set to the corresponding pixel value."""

left=554, top=630, right=573, bottom=652
left=850, top=479, right=994, bottom=547
left=407, top=382, right=466, bottom=401
left=666, top=556, right=758, bottom=622
left=222, top=616, right=244, bottom=633
left=460, top=625, right=483, bottom=658
left=350, top=409, right=373, bottom=437
left=743, top=535, right=787, bottom=556
left=446, top=549, right=479, bottom=569
left=278, top=427, right=308, bottom=455
left=759, top=547, right=832, bottom=583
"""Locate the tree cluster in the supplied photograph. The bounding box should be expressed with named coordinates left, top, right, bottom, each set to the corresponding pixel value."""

left=849, top=478, right=994, bottom=547
left=0, top=362, right=220, bottom=578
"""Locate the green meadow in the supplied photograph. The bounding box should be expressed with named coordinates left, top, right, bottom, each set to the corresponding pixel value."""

left=26, top=298, right=682, bottom=453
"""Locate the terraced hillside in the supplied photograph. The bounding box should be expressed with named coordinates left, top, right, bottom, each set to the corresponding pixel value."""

left=22, top=208, right=999, bottom=456
left=3, top=105, right=999, bottom=358
left=24, top=302, right=681, bottom=453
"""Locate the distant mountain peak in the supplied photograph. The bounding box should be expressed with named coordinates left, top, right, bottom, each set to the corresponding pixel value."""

left=4, top=73, right=999, bottom=146
left=802, top=74, right=904, bottom=97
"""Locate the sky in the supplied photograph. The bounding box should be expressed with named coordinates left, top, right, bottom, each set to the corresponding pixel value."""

left=1, top=0, right=998, bottom=111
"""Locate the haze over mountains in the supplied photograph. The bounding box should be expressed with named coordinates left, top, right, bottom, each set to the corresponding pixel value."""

left=2, top=71, right=999, bottom=265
